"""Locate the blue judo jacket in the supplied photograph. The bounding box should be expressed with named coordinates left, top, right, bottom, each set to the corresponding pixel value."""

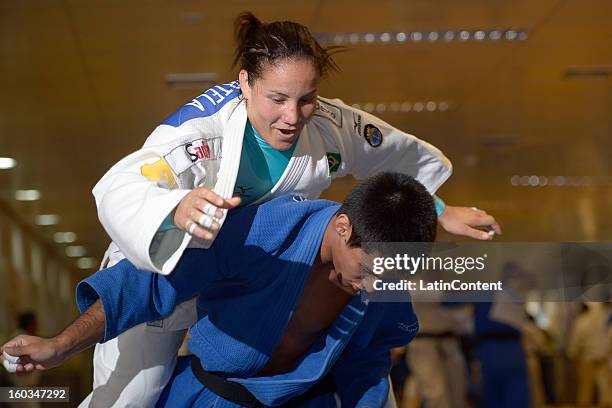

left=76, top=195, right=419, bottom=407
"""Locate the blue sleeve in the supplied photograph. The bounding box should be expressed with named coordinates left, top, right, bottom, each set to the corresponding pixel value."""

left=75, top=248, right=221, bottom=342
left=333, top=303, right=419, bottom=407
left=333, top=346, right=392, bottom=407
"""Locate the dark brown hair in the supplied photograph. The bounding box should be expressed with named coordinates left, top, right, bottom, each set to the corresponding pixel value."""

left=233, top=12, right=341, bottom=84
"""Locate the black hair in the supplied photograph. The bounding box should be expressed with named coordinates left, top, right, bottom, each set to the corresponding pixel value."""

left=338, top=172, right=437, bottom=246
left=233, top=12, right=341, bottom=84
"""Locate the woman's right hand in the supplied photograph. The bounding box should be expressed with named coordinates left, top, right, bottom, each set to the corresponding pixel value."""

left=173, top=187, right=241, bottom=240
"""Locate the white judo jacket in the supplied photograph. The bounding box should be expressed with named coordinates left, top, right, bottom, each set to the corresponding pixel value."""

left=93, top=80, right=452, bottom=276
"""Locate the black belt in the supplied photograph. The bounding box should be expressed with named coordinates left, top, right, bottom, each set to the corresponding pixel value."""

left=477, top=332, right=521, bottom=342
left=191, top=356, right=336, bottom=407
left=417, top=331, right=459, bottom=339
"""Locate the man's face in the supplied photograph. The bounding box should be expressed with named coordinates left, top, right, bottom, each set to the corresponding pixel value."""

left=239, top=58, right=319, bottom=151
left=328, top=225, right=378, bottom=295
left=329, top=244, right=365, bottom=295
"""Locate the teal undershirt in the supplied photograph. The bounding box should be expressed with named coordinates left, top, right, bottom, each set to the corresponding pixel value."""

left=233, top=120, right=296, bottom=206
left=158, top=121, right=294, bottom=231
left=159, top=123, right=445, bottom=231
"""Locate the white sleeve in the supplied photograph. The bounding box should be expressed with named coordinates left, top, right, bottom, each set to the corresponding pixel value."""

left=314, top=97, right=452, bottom=194
left=93, top=82, right=244, bottom=275
left=92, top=124, right=216, bottom=275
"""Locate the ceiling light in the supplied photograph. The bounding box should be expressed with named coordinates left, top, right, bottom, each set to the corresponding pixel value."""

left=554, top=176, right=565, bottom=186
left=489, top=31, right=502, bottom=40
left=77, top=257, right=99, bottom=269
left=352, top=100, right=453, bottom=114
left=54, top=232, right=77, bottom=243
left=316, top=28, right=527, bottom=45
left=511, top=175, right=596, bottom=187
left=66, top=245, right=87, bottom=257
left=15, top=189, right=41, bottom=201
left=0, top=157, right=17, bottom=169
left=35, top=214, right=60, bottom=226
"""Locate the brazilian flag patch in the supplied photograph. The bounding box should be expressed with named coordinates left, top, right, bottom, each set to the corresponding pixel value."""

left=326, top=152, right=341, bottom=174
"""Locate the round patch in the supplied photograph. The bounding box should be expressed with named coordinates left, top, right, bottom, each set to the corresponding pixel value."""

left=364, top=124, right=383, bottom=147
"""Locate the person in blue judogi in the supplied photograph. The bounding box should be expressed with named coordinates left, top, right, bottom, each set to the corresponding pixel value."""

left=1, top=172, right=438, bottom=407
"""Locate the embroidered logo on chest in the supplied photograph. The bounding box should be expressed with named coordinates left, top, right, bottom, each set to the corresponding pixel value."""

left=364, top=124, right=383, bottom=147
left=326, top=152, right=342, bottom=174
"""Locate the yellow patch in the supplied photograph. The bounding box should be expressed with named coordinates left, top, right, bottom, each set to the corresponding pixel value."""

left=140, top=158, right=176, bottom=188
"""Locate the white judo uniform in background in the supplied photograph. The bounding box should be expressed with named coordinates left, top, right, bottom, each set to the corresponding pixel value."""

left=407, top=303, right=471, bottom=408
left=82, top=81, right=452, bottom=407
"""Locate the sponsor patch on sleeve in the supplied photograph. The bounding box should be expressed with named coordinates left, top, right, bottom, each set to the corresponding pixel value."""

left=163, top=137, right=222, bottom=177
left=364, top=124, right=383, bottom=147
left=140, top=157, right=177, bottom=189
left=314, top=99, right=342, bottom=128
left=185, top=138, right=221, bottom=162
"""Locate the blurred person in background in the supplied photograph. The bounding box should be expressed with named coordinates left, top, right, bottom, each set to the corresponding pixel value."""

left=405, top=303, right=471, bottom=408
left=521, top=313, right=551, bottom=408
left=567, top=301, right=611, bottom=407
left=81, top=11, right=501, bottom=408
left=474, top=301, right=530, bottom=408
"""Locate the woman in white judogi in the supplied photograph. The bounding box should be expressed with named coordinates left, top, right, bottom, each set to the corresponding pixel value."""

left=83, top=12, right=501, bottom=407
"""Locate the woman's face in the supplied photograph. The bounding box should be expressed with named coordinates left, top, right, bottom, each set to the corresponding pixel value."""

left=239, top=58, right=319, bottom=151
